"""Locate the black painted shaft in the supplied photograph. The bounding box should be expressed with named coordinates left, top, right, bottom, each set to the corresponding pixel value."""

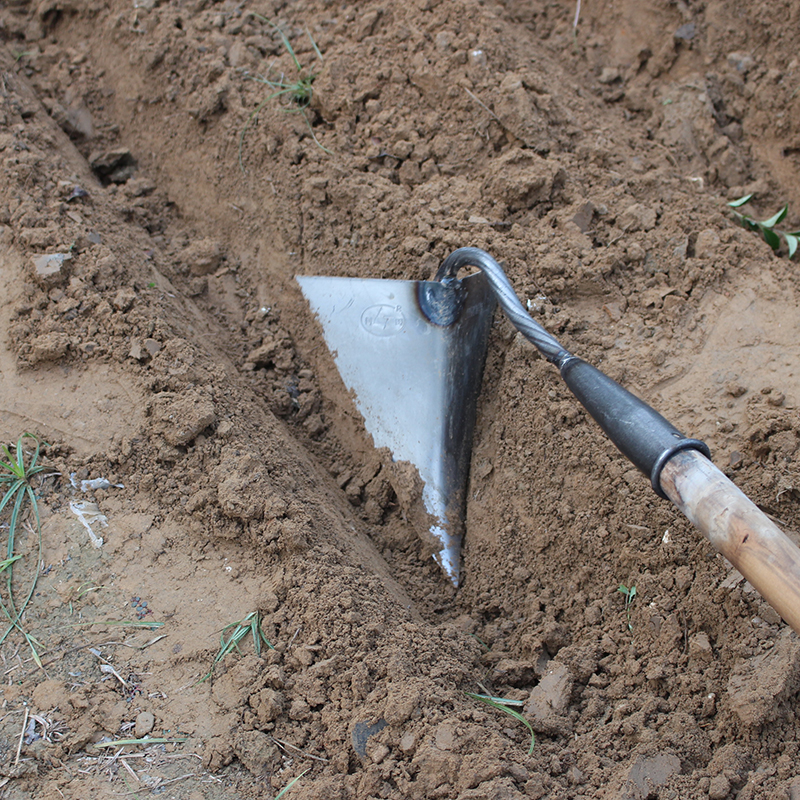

left=436, top=247, right=709, bottom=496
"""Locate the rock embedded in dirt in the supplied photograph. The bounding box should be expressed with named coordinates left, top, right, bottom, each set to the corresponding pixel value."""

left=484, top=149, right=566, bottom=213
left=249, top=687, right=284, bottom=725
left=232, top=729, right=279, bottom=778
left=491, top=658, right=537, bottom=687
left=351, top=719, right=387, bottom=759
left=614, top=752, right=682, bottom=800
left=149, top=390, right=217, bottom=447
left=524, top=660, right=573, bottom=734
left=29, top=331, right=69, bottom=364
left=708, top=774, right=732, bottom=800
left=112, top=287, right=136, bottom=312
left=182, top=238, right=224, bottom=276
left=695, top=229, right=721, bottom=258
left=619, top=203, right=657, bottom=232
left=134, top=711, right=155, bottom=738
left=726, top=629, right=800, bottom=725
left=32, top=252, right=72, bottom=286
left=89, top=148, right=137, bottom=183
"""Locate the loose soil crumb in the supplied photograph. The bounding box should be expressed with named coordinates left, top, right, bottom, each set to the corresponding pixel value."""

left=1, top=0, right=800, bottom=798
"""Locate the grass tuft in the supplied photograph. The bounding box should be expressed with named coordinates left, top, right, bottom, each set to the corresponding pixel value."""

left=238, top=16, right=329, bottom=172
left=466, top=692, right=535, bottom=755
left=198, top=610, right=274, bottom=683
left=0, top=434, right=54, bottom=667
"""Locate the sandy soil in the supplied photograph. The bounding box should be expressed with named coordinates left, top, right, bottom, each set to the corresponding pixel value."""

left=2, top=0, right=800, bottom=798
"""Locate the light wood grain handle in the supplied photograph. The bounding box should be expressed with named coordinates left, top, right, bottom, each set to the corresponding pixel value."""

left=660, top=448, right=800, bottom=635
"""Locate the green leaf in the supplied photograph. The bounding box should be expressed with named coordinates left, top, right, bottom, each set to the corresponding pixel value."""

left=785, top=233, right=799, bottom=258
left=466, top=692, right=535, bottom=755
left=275, top=770, right=310, bottom=800
left=728, top=194, right=753, bottom=208
left=741, top=217, right=761, bottom=232
left=761, top=204, right=788, bottom=229
left=0, top=555, right=23, bottom=572
left=761, top=226, right=781, bottom=251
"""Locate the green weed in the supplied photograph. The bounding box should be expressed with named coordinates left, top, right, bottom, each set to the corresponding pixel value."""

left=238, top=16, right=329, bottom=173
left=729, top=195, right=800, bottom=258
left=275, top=769, right=309, bottom=799
left=0, top=434, right=53, bottom=667
left=617, top=583, right=637, bottom=632
left=199, top=610, right=274, bottom=683
left=466, top=692, right=535, bottom=755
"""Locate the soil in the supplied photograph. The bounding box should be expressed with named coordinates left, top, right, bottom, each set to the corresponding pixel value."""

left=1, top=0, right=800, bottom=798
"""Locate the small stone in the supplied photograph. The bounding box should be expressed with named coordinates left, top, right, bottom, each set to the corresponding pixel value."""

left=90, top=148, right=137, bottom=183
left=143, top=338, right=162, bottom=357
left=674, top=22, right=696, bottom=41
left=399, top=731, right=417, bottom=754
left=620, top=753, right=681, bottom=798
left=598, top=66, right=621, bottom=84
left=571, top=201, right=595, bottom=232
left=351, top=719, right=387, bottom=758
left=134, top=711, right=155, bottom=738
left=695, top=229, right=721, bottom=258
left=568, top=765, right=584, bottom=784
left=689, top=632, right=713, bottom=663
left=625, top=242, right=646, bottom=264
left=727, top=51, right=755, bottom=74
left=113, top=288, right=136, bottom=312
left=675, top=566, right=693, bottom=592
left=434, top=722, right=455, bottom=751
left=29, top=332, right=69, bottom=364
left=725, top=382, right=747, bottom=397
left=469, top=49, right=487, bottom=68
left=729, top=451, right=743, bottom=469
left=619, top=203, right=657, bottom=232
left=524, top=661, right=572, bottom=721
left=33, top=252, right=72, bottom=286
left=370, top=743, right=390, bottom=764
left=182, top=239, right=224, bottom=276
left=708, top=774, right=731, bottom=800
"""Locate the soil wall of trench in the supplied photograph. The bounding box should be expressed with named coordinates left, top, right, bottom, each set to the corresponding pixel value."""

left=1, top=0, right=800, bottom=798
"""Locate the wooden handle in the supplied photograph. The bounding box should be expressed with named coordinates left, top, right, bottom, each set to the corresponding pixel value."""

left=660, top=448, right=800, bottom=635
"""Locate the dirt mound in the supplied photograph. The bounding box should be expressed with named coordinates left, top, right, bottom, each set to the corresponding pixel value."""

left=1, top=0, right=800, bottom=797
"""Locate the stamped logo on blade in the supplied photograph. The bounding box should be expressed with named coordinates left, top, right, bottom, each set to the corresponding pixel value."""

left=361, top=304, right=405, bottom=336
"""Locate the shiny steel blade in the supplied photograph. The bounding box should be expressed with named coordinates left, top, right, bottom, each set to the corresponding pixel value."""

left=297, top=272, right=495, bottom=585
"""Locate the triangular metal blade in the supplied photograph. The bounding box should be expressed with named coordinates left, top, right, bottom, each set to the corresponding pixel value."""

left=297, top=272, right=495, bottom=585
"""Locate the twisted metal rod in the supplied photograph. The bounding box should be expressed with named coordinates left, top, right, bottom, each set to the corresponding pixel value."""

left=436, top=247, right=571, bottom=366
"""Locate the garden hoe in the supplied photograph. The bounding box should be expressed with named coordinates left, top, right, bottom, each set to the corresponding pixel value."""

left=298, top=248, right=800, bottom=636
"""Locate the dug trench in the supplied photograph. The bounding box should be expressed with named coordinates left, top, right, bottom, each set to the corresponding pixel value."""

left=1, top=0, right=800, bottom=798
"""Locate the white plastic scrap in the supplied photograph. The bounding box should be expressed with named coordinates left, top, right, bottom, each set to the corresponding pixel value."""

left=69, top=500, right=108, bottom=548
left=71, top=473, right=124, bottom=491
left=69, top=473, right=124, bottom=492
